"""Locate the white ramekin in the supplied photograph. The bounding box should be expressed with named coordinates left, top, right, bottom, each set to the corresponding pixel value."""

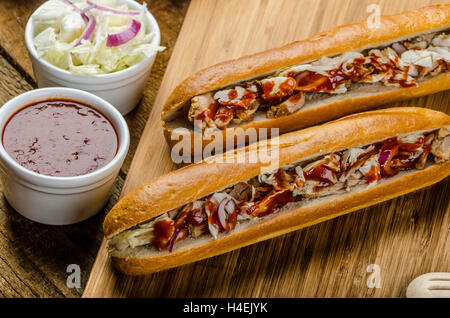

left=0, top=88, right=130, bottom=225
left=24, top=0, right=161, bottom=115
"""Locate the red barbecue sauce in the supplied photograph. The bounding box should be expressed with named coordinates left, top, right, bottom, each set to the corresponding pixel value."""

left=367, top=55, right=416, bottom=88
left=295, top=66, right=355, bottom=93
left=365, top=165, right=381, bottom=184
left=262, top=81, right=274, bottom=95
left=261, top=78, right=295, bottom=102
left=240, top=90, right=257, bottom=108
left=214, top=106, right=235, bottom=125
left=154, top=208, right=208, bottom=248
left=228, top=89, right=238, bottom=100
left=248, top=190, right=294, bottom=217
left=223, top=89, right=256, bottom=108
left=399, top=137, right=424, bottom=152
left=295, top=56, right=416, bottom=92
left=151, top=220, right=175, bottom=250
left=295, top=71, right=340, bottom=93
left=379, top=140, right=399, bottom=176
left=304, top=165, right=336, bottom=187
left=195, top=103, right=218, bottom=121
left=206, top=199, right=221, bottom=230
left=2, top=99, right=118, bottom=177
left=173, top=208, right=207, bottom=232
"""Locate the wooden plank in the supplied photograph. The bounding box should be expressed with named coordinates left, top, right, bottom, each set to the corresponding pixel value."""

left=83, top=0, right=450, bottom=297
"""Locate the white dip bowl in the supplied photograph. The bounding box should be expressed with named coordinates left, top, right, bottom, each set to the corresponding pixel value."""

left=25, top=0, right=161, bottom=115
left=0, top=87, right=130, bottom=225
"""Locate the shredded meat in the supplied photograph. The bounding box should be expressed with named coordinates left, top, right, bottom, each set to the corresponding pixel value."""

left=247, top=190, right=293, bottom=217
left=229, top=182, right=254, bottom=201
left=235, top=100, right=260, bottom=122
left=214, top=106, right=235, bottom=129
left=188, top=93, right=217, bottom=129
left=267, top=92, right=305, bottom=118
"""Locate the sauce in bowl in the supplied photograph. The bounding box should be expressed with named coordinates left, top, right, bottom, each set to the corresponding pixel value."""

left=2, top=99, right=118, bottom=177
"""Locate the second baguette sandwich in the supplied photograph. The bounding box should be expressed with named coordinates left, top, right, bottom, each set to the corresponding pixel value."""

left=106, top=107, right=449, bottom=275
left=163, top=4, right=450, bottom=153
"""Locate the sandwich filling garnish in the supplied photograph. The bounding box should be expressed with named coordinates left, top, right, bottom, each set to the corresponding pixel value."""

left=186, top=31, right=450, bottom=131
left=110, top=128, right=449, bottom=253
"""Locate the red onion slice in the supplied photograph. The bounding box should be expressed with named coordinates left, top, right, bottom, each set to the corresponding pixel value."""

left=217, top=198, right=229, bottom=230
left=106, top=19, right=141, bottom=47
left=168, top=229, right=181, bottom=252
left=87, top=0, right=140, bottom=15
left=75, top=15, right=97, bottom=47
left=378, top=150, right=390, bottom=166
left=378, top=143, right=399, bottom=177
left=224, top=198, right=237, bottom=214
left=204, top=201, right=219, bottom=239
left=217, top=198, right=237, bottom=230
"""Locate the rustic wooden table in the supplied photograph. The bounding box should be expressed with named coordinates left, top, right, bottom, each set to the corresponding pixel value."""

left=0, top=0, right=189, bottom=297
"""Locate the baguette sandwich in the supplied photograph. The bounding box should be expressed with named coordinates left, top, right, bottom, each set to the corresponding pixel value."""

left=106, top=107, right=450, bottom=275
left=163, top=4, right=450, bottom=153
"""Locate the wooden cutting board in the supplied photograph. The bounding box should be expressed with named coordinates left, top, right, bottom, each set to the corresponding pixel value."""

left=83, top=0, right=450, bottom=297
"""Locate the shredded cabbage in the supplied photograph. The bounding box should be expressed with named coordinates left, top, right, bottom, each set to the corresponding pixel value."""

left=32, top=0, right=165, bottom=75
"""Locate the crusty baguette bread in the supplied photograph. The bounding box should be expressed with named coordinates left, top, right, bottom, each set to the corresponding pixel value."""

left=105, top=107, right=450, bottom=275
left=161, top=3, right=450, bottom=152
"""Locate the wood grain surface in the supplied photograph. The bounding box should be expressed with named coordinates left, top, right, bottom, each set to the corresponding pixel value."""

left=83, top=0, right=450, bottom=297
left=0, top=0, right=189, bottom=297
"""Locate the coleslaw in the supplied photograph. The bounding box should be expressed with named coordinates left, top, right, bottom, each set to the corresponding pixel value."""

left=32, top=0, right=165, bottom=75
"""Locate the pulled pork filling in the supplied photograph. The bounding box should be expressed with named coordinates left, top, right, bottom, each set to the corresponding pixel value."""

left=187, top=31, right=450, bottom=130
left=111, top=128, right=449, bottom=252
